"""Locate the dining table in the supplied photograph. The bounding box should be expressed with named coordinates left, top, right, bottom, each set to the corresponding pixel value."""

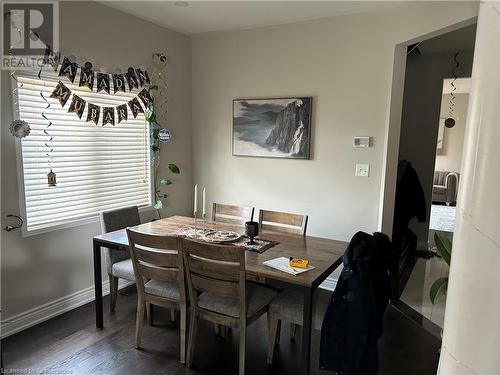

left=92, top=215, right=346, bottom=375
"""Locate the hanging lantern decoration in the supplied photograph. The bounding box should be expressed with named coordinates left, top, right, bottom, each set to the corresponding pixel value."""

left=47, top=169, right=57, bottom=187
left=445, top=52, right=460, bottom=128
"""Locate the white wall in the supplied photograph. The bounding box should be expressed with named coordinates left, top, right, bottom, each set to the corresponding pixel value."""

left=1, top=1, right=192, bottom=325
left=192, top=2, right=478, bottom=242
left=435, top=93, right=468, bottom=173
left=439, top=2, right=500, bottom=372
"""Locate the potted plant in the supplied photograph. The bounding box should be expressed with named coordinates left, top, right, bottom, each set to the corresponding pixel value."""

left=430, top=232, right=452, bottom=304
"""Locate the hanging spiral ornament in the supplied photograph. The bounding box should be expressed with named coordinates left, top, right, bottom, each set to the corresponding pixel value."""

left=8, top=12, right=31, bottom=139
left=38, top=62, right=57, bottom=186
left=445, top=52, right=460, bottom=129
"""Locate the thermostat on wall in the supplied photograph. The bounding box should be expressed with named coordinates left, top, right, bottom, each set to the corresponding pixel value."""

left=353, top=136, right=371, bottom=148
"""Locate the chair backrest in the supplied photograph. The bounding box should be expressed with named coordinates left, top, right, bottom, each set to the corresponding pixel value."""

left=127, top=228, right=185, bottom=303
left=100, top=205, right=141, bottom=233
left=100, top=206, right=141, bottom=270
left=182, top=238, right=246, bottom=316
left=258, top=209, right=308, bottom=235
left=212, top=203, right=254, bottom=226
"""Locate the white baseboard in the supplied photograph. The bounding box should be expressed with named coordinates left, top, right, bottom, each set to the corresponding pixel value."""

left=1, top=279, right=134, bottom=338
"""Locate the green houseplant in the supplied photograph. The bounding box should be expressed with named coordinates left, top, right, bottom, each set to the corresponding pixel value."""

left=430, top=232, right=452, bottom=304
left=146, top=85, right=180, bottom=219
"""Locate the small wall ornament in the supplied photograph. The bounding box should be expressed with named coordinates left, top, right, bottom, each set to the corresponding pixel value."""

left=158, top=129, right=171, bottom=143
left=10, top=119, right=31, bottom=138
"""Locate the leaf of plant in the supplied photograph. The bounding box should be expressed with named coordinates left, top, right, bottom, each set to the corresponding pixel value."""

left=168, top=163, right=180, bottom=174
left=151, top=144, right=159, bottom=152
left=434, top=232, right=452, bottom=265
left=150, top=85, right=159, bottom=91
left=430, top=277, right=448, bottom=304
left=160, top=179, right=172, bottom=185
left=154, top=200, right=163, bottom=210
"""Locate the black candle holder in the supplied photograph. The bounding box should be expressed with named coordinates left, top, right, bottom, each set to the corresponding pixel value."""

left=245, top=221, right=259, bottom=245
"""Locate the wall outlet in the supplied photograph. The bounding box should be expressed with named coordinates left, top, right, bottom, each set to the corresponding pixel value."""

left=355, top=163, right=370, bottom=177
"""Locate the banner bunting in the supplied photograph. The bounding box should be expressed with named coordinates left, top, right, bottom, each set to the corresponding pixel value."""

left=42, top=47, right=156, bottom=125
left=43, top=47, right=151, bottom=95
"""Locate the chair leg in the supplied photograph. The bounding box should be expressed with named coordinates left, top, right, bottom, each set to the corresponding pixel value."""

left=276, top=320, right=281, bottom=345
left=186, top=310, right=198, bottom=368
left=146, top=303, right=152, bottom=326
left=135, top=299, right=145, bottom=349
left=290, top=323, right=298, bottom=341
left=179, top=306, right=187, bottom=364
left=170, top=308, right=176, bottom=322
left=109, top=276, right=118, bottom=312
left=239, top=324, right=246, bottom=375
left=267, top=316, right=279, bottom=365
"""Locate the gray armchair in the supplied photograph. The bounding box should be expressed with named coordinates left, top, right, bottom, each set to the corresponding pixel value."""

left=432, top=171, right=459, bottom=205
left=99, top=206, right=141, bottom=312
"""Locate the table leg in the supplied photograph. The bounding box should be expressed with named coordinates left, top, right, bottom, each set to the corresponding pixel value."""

left=93, top=240, right=103, bottom=328
left=300, top=286, right=313, bottom=375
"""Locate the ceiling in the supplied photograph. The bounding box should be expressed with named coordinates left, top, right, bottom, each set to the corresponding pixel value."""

left=101, top=1, right=402, bottom=35
left=419, top=23, right=477, bottom=54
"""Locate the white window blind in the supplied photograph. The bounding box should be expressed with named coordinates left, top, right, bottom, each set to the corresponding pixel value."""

left=16, top=69, right=151, bottom=233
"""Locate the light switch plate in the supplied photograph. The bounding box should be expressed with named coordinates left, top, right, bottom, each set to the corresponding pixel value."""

left=356, top=163, right=370, bottom=177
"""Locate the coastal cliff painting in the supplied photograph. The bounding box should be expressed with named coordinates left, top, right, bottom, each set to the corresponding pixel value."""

left=233, top=97, right=312, bottom=159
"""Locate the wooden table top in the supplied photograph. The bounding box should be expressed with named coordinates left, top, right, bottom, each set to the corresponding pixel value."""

left=94, top=215, right=346, bottom=288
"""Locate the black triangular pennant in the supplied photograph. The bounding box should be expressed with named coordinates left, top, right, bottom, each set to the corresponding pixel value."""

left=59, top=57, right=78, bottom=83
left=68, top=94, right=86, bottom=119
left=50, top=81, right=72, bottom=107
left=86, top=103, right=100, bottom=125
left=128, top=97, right=144, bottom=118
left=102, top=107, right=115, bottom=126
left=125, top=67, right=139, bottom=91
left=97, top=73, right=110, bottom=94
left=117, top=104, right=128, bottom=124
left=113, top=73, right=126, bottom=94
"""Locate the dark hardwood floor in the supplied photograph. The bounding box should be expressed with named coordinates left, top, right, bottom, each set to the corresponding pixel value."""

left=2, top=287, right=440, bottom=375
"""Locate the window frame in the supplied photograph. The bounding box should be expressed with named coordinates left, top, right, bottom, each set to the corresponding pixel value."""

left=11, top=74, right=154, bottom=237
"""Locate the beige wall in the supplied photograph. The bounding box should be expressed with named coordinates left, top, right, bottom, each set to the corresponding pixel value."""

left=192, top=2, right=478, bottom=242
left=435, top=93, right=468, bottom=173
left=1, top=2, right=192, bottom=322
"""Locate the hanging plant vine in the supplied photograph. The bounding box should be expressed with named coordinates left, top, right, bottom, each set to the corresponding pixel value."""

left=147, top=54, right=180, bottom=219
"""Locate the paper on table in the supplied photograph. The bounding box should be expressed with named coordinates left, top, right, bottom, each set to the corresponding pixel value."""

left=263, top=257, right=315, bottom=275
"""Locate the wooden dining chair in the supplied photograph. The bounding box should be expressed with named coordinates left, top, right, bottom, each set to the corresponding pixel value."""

left=258, top=209, right=308, bottom=235
left=212, top=203, right=254, bottom=225
left=126, top=228, right=187, bottom=364
left=183, top=238, right=277, bottom=375
left=100, top=206, right=141, bottom=312
left=266, top=288, right=333, bottom=364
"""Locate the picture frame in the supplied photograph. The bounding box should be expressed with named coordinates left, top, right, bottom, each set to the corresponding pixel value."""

left=232, top=97, right=312, bottom=159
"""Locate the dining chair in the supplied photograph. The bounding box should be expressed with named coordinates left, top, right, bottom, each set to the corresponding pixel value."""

left=212, top=203, right=254, bottom=226
left=258, top=209, right=309, bottom=344
left=183, top=238, right=277, bottom=375
left=258, top=209, right=308, bottom=235
left=266, top=287, right=333, bottom=364
left=100, top=206, right=141, bottom=312
left=126, top=228, right=187, bottom=363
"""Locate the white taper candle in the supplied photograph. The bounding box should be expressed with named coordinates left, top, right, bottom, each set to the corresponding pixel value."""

left=194, top=184, right=198, bottom=215
left=202, top=187, right=206, bottom=217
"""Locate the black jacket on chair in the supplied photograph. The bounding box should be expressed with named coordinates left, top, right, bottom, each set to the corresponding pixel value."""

left=319, top=231, right=392, bottom=375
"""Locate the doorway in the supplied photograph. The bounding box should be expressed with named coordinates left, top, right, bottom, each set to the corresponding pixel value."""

left=388, top=23, right=476, bottom=333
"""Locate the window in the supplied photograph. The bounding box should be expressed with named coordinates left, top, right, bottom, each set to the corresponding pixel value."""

left=15, top=69, right=151, bottom=234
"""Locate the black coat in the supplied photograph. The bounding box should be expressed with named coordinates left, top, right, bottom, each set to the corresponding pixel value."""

left=319, top=231, right=392, bottom=375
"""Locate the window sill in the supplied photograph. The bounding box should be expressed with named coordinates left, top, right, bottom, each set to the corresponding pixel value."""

left=21, top=205, right=155, bottom=238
